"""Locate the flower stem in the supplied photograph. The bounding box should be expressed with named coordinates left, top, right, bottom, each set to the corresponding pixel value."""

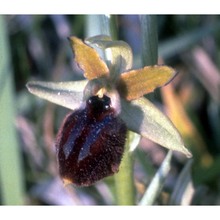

left=114, top=131, right=136, bottom=205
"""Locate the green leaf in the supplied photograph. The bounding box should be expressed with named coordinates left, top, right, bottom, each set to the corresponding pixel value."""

left=26, top=80, right=88, bottom=110
left=140, top=15, right=158, bottom=66
left=120, top=97, right=192, bottom=157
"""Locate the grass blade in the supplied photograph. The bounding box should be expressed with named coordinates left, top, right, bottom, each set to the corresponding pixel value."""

left=159, top=22, right=220, bottom=59
left=139, top=150, right=172, bottom=205
left=140, top=15, right=158, bottom=66
left=0, top=15, right=25, bottom=205
left=169, top=160, right=195, bottom=205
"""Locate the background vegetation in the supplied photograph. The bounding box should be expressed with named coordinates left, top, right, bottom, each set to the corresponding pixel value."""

left=0, top=15, right=220, bottom=205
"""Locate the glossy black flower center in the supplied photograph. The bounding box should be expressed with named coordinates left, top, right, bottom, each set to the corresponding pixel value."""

left=87, top=95, right=111, bottom=116
left=56, top=95, right=127, bottom=186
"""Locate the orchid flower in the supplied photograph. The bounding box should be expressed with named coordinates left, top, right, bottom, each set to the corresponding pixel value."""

left=26, top=35, right=191, bottom=186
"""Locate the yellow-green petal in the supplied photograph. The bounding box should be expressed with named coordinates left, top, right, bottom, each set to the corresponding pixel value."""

left=118, top=65, right=177, bottom=101
left=69, top=36, right=109, bottom=80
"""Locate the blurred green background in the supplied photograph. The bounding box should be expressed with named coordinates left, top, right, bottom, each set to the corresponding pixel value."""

left=0, top=15, right=220, bottom=205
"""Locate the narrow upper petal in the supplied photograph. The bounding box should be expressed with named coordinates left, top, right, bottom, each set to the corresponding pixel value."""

left=69, top=36, right=109, bottom=80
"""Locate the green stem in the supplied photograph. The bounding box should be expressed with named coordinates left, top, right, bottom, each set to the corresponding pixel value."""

left=114, top=131, right=136, bottom=205
left=0, top=15, right=25, bottom=205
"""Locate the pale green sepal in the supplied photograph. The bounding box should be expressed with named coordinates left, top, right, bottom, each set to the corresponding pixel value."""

left=26, top=80, right=88, bottom=110
left=120, top=97, right=192, bottom=157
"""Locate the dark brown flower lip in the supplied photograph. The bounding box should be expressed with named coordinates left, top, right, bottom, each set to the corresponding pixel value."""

left=56, top=94, right=127, bottom=186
